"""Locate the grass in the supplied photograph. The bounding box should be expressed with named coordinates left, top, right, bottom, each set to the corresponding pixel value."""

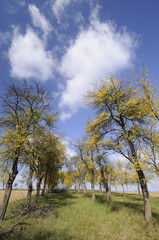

left=0, top=191, right=159, bottom=240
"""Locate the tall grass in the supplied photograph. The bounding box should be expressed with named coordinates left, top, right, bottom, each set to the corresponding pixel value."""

left=0, top=191, right=159, bottom=240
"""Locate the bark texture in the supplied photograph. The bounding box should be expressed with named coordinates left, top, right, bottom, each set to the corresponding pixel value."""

left=128, top=138, right=152, bottom=221
left=83, top=176, right=86, bottom=195
left=91, top=178, right=96, bottom=200
left=41, top=174, right=47, bottom=196
left=0, top=158, right=18, bottom=220
left=26, top=167, right=34, bottom=205
left=99, top=164, right=111, bottom=203
left=35, top=174, right=44, bottom=202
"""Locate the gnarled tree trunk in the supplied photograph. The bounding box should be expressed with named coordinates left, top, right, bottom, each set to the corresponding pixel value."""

left=41, top=174, right=47, bottom=196
left=26, top=166, right=34, bottom=205
left=99, top=164, right=111, bottom=203
left=128, top=138, right=152, bottom=221
left=35, top=174, right=44, bottom=202
left=0, top=157, right=18, bottom=220
left=136, top=167, right=152, bottom=221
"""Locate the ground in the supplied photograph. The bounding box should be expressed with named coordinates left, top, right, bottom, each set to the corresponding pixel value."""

left=0, top=190, right=159, bottom=240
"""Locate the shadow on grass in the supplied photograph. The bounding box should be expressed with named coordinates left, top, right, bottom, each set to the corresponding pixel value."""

left=95, top=192, right=159, bottom=222
left=41, top=190, right=77, bottom=205
left=8, top=191, right=78, bottom=219
left=1, top=191, right=79, bottom=239
left=8, top=228, right=82, bottom=240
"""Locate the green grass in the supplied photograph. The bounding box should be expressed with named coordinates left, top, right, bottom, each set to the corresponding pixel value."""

left=1, top=191, right=159, bottom=240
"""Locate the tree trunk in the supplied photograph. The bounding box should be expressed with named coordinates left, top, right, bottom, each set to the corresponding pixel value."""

left=0, top=158, right=18, bottom=220
left=99, top=182, right=102, bottom=192
left=127, top=137, right=152, bottom=221
left=74, top=178, right=77, bottom=192
left=26, top=167, right=34, bottom=205
left=137, top=182, right=141, bottom=195
left=41, top=174, right=47, bottom=196
left=35, top=174, right=44, bottom=202
left=78, top=180, right=80, bottom=194
left=99, top=164, right=111, bottom=203
left=136, top=168, right=152, bottom=221
left=91, top=178, right=95, bottom=200
left=83, top=176, right=86, bottom=195
left=106, top=173, right=111, bottom=202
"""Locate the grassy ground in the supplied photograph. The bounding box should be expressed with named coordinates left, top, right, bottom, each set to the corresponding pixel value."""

left=0, top=191, right=159, bottom=240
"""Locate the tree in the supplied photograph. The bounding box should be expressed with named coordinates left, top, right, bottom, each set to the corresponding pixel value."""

left=77, top=139, right=97, bottom=200
left=0, top=81, right=53, bottom=220
left=85, top=135, right=112, bottom=202
left=142, top=127, right=159, bottom=177
left=0, top=166, right=9, bottom=189
left=26, top=127, right=65, bottom=202
left=140, top=70, right=159, bottom=121
left=85, top=74, right=154, bottom=221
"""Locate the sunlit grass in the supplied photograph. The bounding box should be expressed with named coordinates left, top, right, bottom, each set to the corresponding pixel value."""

left=0, top=190, right=36, bottom=204
left=1, top=191, right=159, bottom=239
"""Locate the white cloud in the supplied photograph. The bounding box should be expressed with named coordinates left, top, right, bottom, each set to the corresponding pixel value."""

left=0, top=31, right=11, bottom=45
left=75, top=12, right=84, bottom=24
left=59, top=8, right=138, bottom=119
left=52, top=0, right=72, bottom=23
left=62, top=137, right=77, bottom=158
left=29, top=4, right=52, bottom=38
left=66, top=146, right=77, bottom=158
left=8, top=27, right=55, bottom=81
left=60, top=111, right=73, bottom=121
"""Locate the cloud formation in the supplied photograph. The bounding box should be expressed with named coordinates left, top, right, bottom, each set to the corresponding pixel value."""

left=62, top=137, right=77, bottom=158
left=8, top=27, right=55, bottom=81
left=29, top=4, right=52, bottom=38
left=59, top=9, right=138, bottom=120
left=52, top=0, right=72, bottom=23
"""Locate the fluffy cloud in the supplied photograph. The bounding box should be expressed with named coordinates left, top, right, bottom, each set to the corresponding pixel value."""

left=8, top=27, right=55, bottom=81
left=59, top=10, right=138, bottom=120
left=29, top=4, right=52, bottom=38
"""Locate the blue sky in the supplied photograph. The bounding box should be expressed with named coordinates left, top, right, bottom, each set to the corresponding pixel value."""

left=0, top=0, right=159, bottom=189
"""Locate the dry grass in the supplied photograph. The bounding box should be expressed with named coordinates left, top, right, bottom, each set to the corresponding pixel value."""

left=0, top=190, right=36, bottom=204
left=113, top=191, right=159, bottom=197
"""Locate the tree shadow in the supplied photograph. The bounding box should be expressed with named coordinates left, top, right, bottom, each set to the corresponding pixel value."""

left=1, top=191, right=78, bottom=239
left=95, top=192, right=159, bottom=222
left=9, top=191, right=78, bottom=219
left=41, top=191, right=77, bottom=205
left=4, top=228, right=83, bottom=240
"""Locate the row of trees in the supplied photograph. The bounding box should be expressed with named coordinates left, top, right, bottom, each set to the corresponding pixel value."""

left=84, top=69, right=158, bottom=221
left=0, top=81, right=66, bottom=220
left=62, top=68, right=158, bottom=222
